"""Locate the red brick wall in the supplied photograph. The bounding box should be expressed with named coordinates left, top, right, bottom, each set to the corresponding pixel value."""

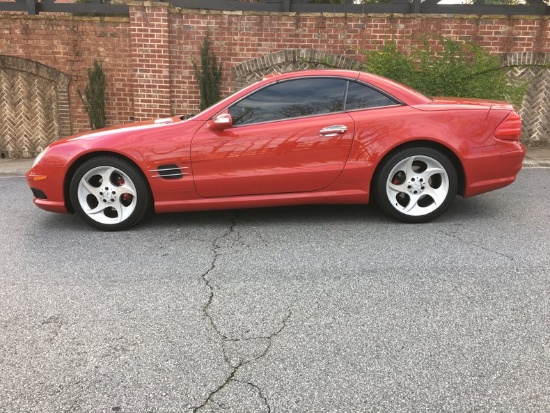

left=0, top=14, right=132, bottom=132
left=131, top=3, right=171, bottom=120
left=1, top=5, right=549, bottom=135
left=171, top=10, right=550, bottom=119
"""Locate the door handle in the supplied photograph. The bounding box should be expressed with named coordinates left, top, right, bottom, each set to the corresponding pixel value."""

left=319, top=125, right=348, bottom=137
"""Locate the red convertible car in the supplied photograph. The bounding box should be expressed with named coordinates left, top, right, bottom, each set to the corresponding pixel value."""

left=26, top=70, right=524, bottom=230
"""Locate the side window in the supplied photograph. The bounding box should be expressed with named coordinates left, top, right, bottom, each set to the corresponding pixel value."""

left=346, top=81, right=399, bottom=110
left=229, top=78, right=347, bottom=126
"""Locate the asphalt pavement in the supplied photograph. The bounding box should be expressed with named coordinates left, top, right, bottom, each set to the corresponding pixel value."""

left=1, top=167, right=550, bottom=412
left=1, top=147, right=549, bottom=176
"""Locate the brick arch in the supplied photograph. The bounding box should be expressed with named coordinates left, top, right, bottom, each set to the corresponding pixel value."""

left=503, top=52, right=550, bottom=147
left=0, top=56, right=71, bottom=158
left=232, top=49, right=362, bottom=90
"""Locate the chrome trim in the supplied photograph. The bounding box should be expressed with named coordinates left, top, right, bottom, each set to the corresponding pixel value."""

left=319, top=125, right=348, bottom=137
left=150, top=172, right=188, bottom=178
left=149, top=167, right=189, bottom=173
left=149, top=166, right=188, bottom=179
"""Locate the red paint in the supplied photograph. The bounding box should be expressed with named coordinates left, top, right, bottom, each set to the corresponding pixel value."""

left=26, top=70, right=525, bottom=220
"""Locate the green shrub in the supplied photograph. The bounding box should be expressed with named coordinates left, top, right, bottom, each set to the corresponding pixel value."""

left=363, top=38, right=527, bottom=107
left=78, top=60, right=106, bottom=130
left=193, top=34, right=223, bottom=111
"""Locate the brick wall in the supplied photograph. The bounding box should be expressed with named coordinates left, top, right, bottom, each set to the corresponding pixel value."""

left=0, top=14, right=132, bottom=132
left=131, top=2, right=171, bottom=120
left=0, top=4, right=549, bottom=146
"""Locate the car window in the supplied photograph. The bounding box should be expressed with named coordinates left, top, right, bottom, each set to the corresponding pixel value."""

left=345, top=81, right=399, bottom=110
left=229, top=78, right=347, bottom=126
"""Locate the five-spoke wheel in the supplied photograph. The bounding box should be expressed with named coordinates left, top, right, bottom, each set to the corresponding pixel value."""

left=375, top=147, right=457, bottom=223
left=70, top=157, right=151, bottom=231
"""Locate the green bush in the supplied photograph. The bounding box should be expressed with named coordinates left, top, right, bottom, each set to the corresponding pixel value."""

left=363, top=38, right=526, bottom=107
left=193, top=34, right=223, bottom=111
left=78, top=60, right=106, bottom=130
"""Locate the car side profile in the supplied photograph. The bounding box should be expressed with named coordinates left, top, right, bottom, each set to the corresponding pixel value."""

left=26, top=70, right=525, bottom=230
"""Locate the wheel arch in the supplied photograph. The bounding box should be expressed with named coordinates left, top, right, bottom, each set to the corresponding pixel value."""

left=63, top=151, right=153, bottom=214
left=370, top=140, right=466, bottom=198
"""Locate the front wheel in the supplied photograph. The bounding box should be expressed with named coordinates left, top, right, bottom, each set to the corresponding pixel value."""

left=69, top=156, right=151, bottom=231
left=375, top=147, right=458, bottom=223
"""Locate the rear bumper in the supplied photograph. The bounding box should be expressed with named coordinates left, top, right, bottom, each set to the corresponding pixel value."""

left=461, top=141, right=525, bottom=198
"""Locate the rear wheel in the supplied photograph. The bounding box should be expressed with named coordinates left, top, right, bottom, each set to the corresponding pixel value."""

left=375, top=147, right=457, bottom=223
left=69, top=156, right=151, bottom=231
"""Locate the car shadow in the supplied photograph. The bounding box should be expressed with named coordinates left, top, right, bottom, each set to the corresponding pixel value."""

left=145, top=195, right=501, bottom=229
left=31, top=195, right=499, bottom=233
left=143, top=203, right=393, bottom=230
left=442, top=195, right=498, bottom=222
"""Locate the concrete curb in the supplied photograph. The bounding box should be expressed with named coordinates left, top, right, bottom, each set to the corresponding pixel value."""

left=523, top=159, right=550, bottom=168
left=0, top=158, right=34, bottom=176
left=522, top=147, right=550, bottom=168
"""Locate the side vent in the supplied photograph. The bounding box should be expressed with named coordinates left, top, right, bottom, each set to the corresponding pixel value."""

left=150, top=164, right=187, bottom=180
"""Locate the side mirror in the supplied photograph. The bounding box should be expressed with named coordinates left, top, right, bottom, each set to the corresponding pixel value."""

left=209, top=113, right=233, bottom=130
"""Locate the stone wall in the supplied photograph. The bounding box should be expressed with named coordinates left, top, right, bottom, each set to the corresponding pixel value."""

left=0, top=4, right=549, bottom=156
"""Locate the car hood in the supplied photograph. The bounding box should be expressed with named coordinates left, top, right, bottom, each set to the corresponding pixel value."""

left=60, top=116, right=193, bottom=144
left=34, top=115, right=202, bottom=168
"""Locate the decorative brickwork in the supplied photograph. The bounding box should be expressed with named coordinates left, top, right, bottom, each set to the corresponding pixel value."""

left=232, top=49, right=362, bottom=89
left=0, top=56, right=70, bottom=158
left=0, top=14, right=132, bottom=136
left=0, top=5, right=549, bottom=157
left=504, top=52, right=550, bottom=147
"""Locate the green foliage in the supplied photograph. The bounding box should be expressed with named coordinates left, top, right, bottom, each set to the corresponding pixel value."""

left=363, top=38, right=527, bottom=108
left=193, top=34, right=223, bottom=111
left=78, top=60, right=106, bottom=130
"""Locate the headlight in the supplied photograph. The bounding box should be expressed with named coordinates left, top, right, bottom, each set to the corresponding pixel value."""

left=32, top=146, right=49, bottom=167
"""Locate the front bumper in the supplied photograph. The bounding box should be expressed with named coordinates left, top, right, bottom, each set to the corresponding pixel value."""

left=26, top=165, right=69, bottom=214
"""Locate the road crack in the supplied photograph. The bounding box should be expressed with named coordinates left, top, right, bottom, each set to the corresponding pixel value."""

left=438, top=230, right=515, bottom=261
left=194, top=215, right=291, bottom=412
left=233, top=379, right=271, bottom=413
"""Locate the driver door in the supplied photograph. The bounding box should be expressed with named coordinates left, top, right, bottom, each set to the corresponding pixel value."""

left=190, top=77, right=355, bottom=198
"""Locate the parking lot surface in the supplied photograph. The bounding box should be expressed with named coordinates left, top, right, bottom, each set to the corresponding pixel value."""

left=1, top=168, right=549, bottom=412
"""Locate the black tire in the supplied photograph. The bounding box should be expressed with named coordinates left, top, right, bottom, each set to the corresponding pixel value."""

left=374, top=147, right=458, bottom=223
left=69, top=156, right=151, bottom=231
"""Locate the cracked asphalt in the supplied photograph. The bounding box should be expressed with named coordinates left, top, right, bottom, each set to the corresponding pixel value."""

left=1, top=168, right=549, bottom=412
